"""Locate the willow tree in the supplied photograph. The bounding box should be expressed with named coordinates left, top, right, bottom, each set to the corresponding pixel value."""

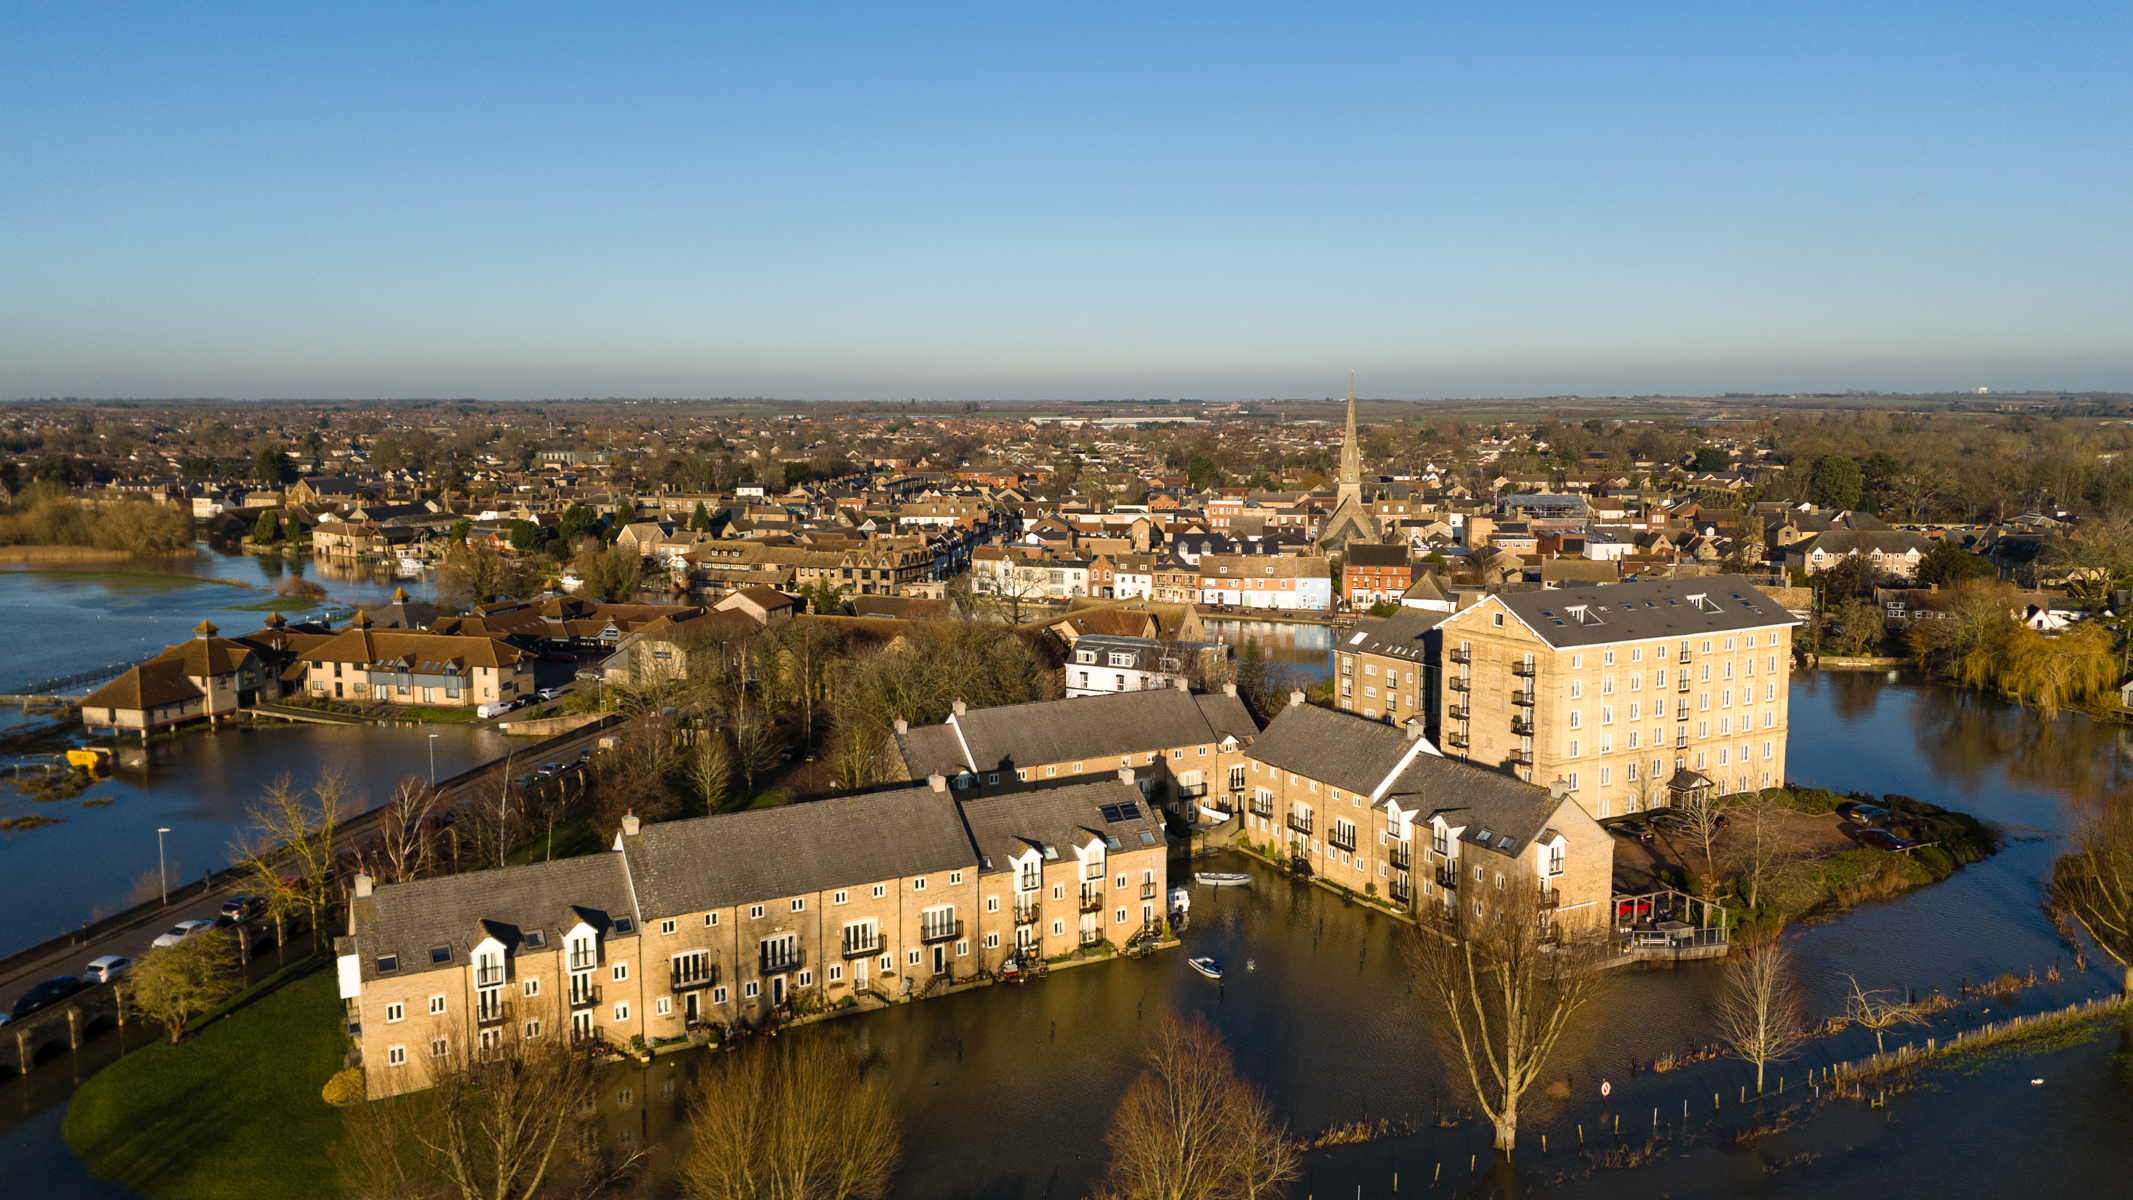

left=1405, top=893, right=1610, bottom=1154
left=2003, top=621, right=2118, bottom=717
left=2050, top=791, right=2133, bottom=995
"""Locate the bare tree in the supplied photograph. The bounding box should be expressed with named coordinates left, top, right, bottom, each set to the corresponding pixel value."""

left=1840, top=973, right=1930, bottom=1053
left=1714, top=931, right=1811, bottom=1094
left=121, top=929, right=242, bottom=1043
left=989, top=561, right=1048, bottom=625
left=1721, top=795, right=1801, bottom=913
left=2049, top=790, right=2133, bottom=995
left=232, top=772, right=350, bottom=951
left=681, top=1037, right=900, bottom=1200
left=1674, top=786, right=1726, bottom=883
left=439, top=539, right=526, bottom=609
left=687, top=733, right=733, bottom=812
left=339, top=1000, right=635, bottom=1200
left=1091, top=1013, right=1301, bottom=1200
left=1404, top=893, right=1610, bottom=1154
left=376, top=776, right=445, bottom=884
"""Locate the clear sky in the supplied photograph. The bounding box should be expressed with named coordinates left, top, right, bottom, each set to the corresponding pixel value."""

left=3, top=3, right=2129, bottom=402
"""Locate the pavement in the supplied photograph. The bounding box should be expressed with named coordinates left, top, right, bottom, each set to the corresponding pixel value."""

left=1, top=718, right=615, bottom=1020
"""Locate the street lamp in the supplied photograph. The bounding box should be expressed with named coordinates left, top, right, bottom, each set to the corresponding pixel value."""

left=157, top=827, right=171, bottom=906
left=429, top=733, right=439, bottom=784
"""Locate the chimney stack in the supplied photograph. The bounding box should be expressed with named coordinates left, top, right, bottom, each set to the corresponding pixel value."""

left=621, top=810, right=641, bottom=837
left=1405, top=717, right=1424, bottom=742
left=894, top=716, right=908, bottom=735
left=1548, top=777, right=1572, bottom=801
left=1118, top=766, right=1135, bottom=785
left=1222, top=681, right=1238, bottom=697
left=928, top=772, right=948, bottom=793
left=354, top=872, right=373, bottom=899
left=1288, top=689, right=1306, bottom=708
left=951, top=698, right=967, bottom=717
left=1173, top=676, right=1190, bottom=692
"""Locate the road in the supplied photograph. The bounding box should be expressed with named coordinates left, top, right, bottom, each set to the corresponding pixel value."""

left=1, top=717, right=615, bottom=1021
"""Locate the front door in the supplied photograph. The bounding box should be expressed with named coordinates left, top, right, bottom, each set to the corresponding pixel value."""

left=932, top=944, right=945, bottom=975
left=772, top=976, right=786, bottom=1005
left=684, top=991, right=698, bottom=1023
left=855, top=960, right=868, bottom=991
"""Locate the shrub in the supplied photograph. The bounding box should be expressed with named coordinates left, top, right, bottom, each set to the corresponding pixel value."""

left=321, top=1068, right=365, bottom=1107
left=1364, top=881, right=1377, bottom=897
left=1913, top=845, right=1956, bottom=879
left=1786, top=787, right=1842, bottom=815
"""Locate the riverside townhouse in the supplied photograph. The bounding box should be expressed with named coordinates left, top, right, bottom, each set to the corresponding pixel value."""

left=1434, top=575, right=1796, bottom=821
left=340, top=774, right=1165, bottom=1099
left=292, top=612, right=533, bottom=707
left=1197, top=553, right=1332, bottom=611
left=1232, top=701, right=1613, bottom=933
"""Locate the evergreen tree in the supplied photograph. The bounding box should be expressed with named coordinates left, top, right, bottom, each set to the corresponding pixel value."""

left=252, top=508, right=282, bottom=543
left=690, top=500, right=712, bottom=532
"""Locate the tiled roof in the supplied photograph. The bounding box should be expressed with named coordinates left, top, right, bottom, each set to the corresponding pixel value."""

left=959, top=777, right=1165, bottom=874
left=81, top=658, right=204, bottom=711
left=1341, top=607, right=1449, bottom=664
left=350, top=853, right=635, bottom=982
left=1246, top=703, right=1430, bottom=801
left=1486, top=574, right=1795, bottom=649
left=894, top=689, right=1260, bottom=779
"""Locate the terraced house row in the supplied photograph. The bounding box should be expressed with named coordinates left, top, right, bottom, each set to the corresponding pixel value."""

left=341, top=770, right=1166, bottom=1099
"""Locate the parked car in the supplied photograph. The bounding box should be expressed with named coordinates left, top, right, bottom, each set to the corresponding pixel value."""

left=575, top=669, right=603, bottom=682
left=537, top=687, right=564, bottom=701
left=152, top=919, right=217, bottom=948
left=1847, top=803, right=1891, bottom=826
left=1609, top=819, right=1653, bottom=843
left=83, top=956, right=132, bottom=985
left=541, top=651, right=576, bottom=664
left=1856, top=828, right=1912, bottom=851
left=534, top=762, right=565, bottom=779
left=219, top=894, right=264, bottom=922
left=477, top=700, right=512, bottom=719
left=11, top=976, right=85, bottom=1020
left=577, top=748, right=594, bottom=762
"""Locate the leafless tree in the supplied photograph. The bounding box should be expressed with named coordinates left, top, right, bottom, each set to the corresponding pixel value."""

left=2049, top=790, right=2133, bottom=995
left=1721, top=795, right=1801, bottom=912
left=680, top=1036, right=900, bottom=1200
left=686, top=734, right=732, bottom=812
left=1091, top=1013, right=1301, bottom=1200
left=1714, top=931, right=1811, bottom=1094
left=439, top=539, right=527, bottom=609
left=1404, top=893, right=1611, bottom=1154
left=1674, top=786, right=1726, bottom=883
left=231, top=772, right=350, bottom=951
left=339, top=999, right=637, bottom=1200
left=1840, top=974, right=1930, bottom=1053
left=376, top=776, right=445, bottom=884
left=989, top=561, right=1049, bottom=625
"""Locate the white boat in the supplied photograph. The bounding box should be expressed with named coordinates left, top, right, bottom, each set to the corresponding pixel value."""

left=1195, top=872, right=1251, bottom=887
left=1187, top=956, right=1224, bottom=981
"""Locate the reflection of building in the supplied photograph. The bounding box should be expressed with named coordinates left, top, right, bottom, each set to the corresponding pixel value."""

left=1433, top=576, right=1795, bottom=820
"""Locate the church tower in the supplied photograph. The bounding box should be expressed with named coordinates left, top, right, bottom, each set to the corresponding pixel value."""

left=1336, top=374, right=1363, bottom=508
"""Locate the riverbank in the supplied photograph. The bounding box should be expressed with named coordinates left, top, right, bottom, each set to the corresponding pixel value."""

left=0, top=546, right=192, bottom=564
left=63, top=958, right=343, bottom=1200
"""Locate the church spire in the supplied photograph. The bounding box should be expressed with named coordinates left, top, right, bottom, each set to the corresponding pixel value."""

left=1336, top=372, right=1362, bottom=506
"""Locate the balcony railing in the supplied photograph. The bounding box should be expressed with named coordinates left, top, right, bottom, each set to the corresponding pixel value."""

left=1328, top=828, right=1357, bottom=853
left=1447, top=676, right=1471, bottom=693
left=1286, top=814, right=1314, bottom=836
left=1444, top=732, right=1469, bottom=750
left=1513, top=661, right=1537, bottom=678
left=568, top=983, right=601, bottom=1010
left=1249, top=798, right=1274, bottom=818
left=567, top=949, right=598, bottom=972
left=1510, top=748, right=1534, bottom=766
left=1539, top=888, right=1562, bottom=909
left=476, top=997, right=506, bottom=1025
left=1140, top=882, right=1158, bottom=900
left=1014, top=903, right=1040, bottom=926
left=1176, top=782, right=1208, bottom=798
left=670, top=962, right=719, bottom=990
left=1675, top=702, right=1689, bottom=721
left=1510, top=717, right=1534, bottom=736
left=1079, top=929, right=1103, bottom=947
left=1389, top=844, right=1412, bottom=871
left=1447, top=647, right=1471, bottom=665
left=1447, top=704, right=1469, bottom=721
left=919, top=919, right=962, bottom=944
left=1435, top=867, right=1460, bottom=890
left=1078, top=889, right=1103, bottom=914
left=475, top=964, right=506, bottom=987
left=760, top=944, right=803, bottom=975
left=1513, top=688, right=1536, bottom=707
left=1389, top=878, right=1412, bottom=904
left=1678, top=677, right=1691, bottom=693
left=1675, top=734, right=1689, bottom=749
left=840, top=935, right=882, bottom=960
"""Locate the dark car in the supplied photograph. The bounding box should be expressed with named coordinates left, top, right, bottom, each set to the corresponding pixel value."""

left=534, top=762, right=565, bottom=779
left=1857, top=828, right=1912, bottom=851
left=219, top=894, right=264, bottom=922
left=541, top=651, right=577, bottom=664
left=1847, top=803, right=1891, bottom=826
left=11, top=975, right=85, bottom=1021
left=1609, top=819, right=1653, bottom=843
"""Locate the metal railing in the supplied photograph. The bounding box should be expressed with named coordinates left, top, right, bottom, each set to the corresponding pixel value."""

left=760, top=944, right=803, bottom=975
left=1447, top=647, right=1471, bottom=665
left=1510, top=748, right=1534, bottom=766
left=1447, top=705, right=1469, bottom=721
left=1512, top=690, right=1535, bottom=708
left=1078, top=889, right=1103, bottom=913
left=1539, top=889, right=1562, bottom=909
left=841, top=935, right=882, bottom=959
left=1286, top=814, right=1314, bottom=836
left=477, top=998, right=506, bottom=1025
left=1435, top=867, right=1461, bottom=889
left=1389, top=879, right=1412, bottom=904
left=475, top=964, right=506, bottom=987
left=1447, top=676, right=1471, bottom=693
left=1511, top=717, right=1534, bottom=736
left=1140, top=882, right=1157, bottom=899
left=671, top=962, right=719, bottom=990
left=1389, top=844, right=1412, bottom=871
left=568, top=983, right=601, bottom=1010
left=567, top=949, right=597, bottom=972
left=1014, top=903, right=1040, bottom=926
left=1249, top=797, right=1274, bottom=818
left=1444, top=732, right=1469, bottom=750
left=1176, top=782, right=1208, bottom=798
left=919, top=919, right=962, bottom=944
left=1513, top=661, right=1537, bottom=678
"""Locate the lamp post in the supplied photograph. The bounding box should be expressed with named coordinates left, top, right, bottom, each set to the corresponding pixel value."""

left=429, top=733, right=439, bottom=784
left=157, top=827, right=171, bottom=905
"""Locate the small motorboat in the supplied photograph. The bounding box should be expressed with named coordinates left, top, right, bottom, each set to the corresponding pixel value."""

left=1195, top=872, right=1251, bottom=887
left=1188, top=956, right=1225, bottom=981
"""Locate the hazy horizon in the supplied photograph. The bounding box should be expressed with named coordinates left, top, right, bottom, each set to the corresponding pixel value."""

left=5, top=3, right=2129, bottom=401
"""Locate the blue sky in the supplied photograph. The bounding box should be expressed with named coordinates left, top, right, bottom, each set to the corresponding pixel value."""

left=3, top=3, right=2129, bottom=401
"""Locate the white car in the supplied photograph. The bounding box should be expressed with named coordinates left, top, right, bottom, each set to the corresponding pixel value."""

left=537, top=687, right=563, bottom=701
left=152, top=919, right=216, bottom=948
left=84, top=955, right=133, bottom=984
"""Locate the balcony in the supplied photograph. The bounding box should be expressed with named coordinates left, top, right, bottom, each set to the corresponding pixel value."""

left=1444, top=732, right=1469, bottom=750
left=920, top=919, right=963, bottom=945
left=1510, top=717, right=1534, bottom=736
left=1014, top=903, right=1040, bottom=926
left=1513, top=662, right=1537, bottom=678
left=670, top=962, right=720, bottom=990
left=1447, top=647, right=1471, bottom=665
left=1389, top=843, right=1412, bottom=871
left=568, top=982, right=601, bottom=1011
left=1175, top=781, right=1208, bottom=799
left=1539, top=888, right=1562, bottom=909
left=1678, top=677, right=1691, bottom=693
left=476, top=996, right=506, bottom=1026
left=1435, top=867, right=1460, bottom=890
left=1286, top=814, right=1314, bottom=837
left=1328, top=829, right=1357, bottom=853
left=1248, top=799, right=1274, bottom=819
left=1447, top=704, right=1469, bottom=721
left=1078, top=889, right=1103, bottom=914
left=1510, top=748, right=1534, bottom=766
left=759, top=944, right=803, bottom=975
left=1447, top=676, right=1471, bottom=693
left=475, top=964, right=506, bottom=987
left=1675, top=734, right=1689, bottom=750
left=1388, top=878, right=1412, bottom=904
left=567, top=948, right=597, bottom=972
left=1140, top=882, right=1158, bottom=900
left=840, top=935, right=882, bottom=960
left=1079, top=929, right=1104, bottom=948
left=1512, top=690, right=1536, bottom=708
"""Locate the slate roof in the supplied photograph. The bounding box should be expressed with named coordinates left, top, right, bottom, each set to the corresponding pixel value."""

left=894, top=688, right=1259, bottom=779
left=350, top=853, right=635, bottom=982
left=1341, top=607, right=1449, bottom=665
left=623, top=786, right=977, bottom=917
left=1343, top=542, right=1411, bottom=568
left=1401, top=754, right=1575, bottom=855
left=958, top=777, right=1164, bottom=874
left=1491, top=574, right=1794, bottom=649
left=1246, top=703, right=1430, bottom=801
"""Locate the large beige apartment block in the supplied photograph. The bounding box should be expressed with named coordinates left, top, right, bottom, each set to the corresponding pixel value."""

left=1433, top=576, right=1796, bottom=820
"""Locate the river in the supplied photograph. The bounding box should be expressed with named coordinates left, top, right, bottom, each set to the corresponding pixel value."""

left=3, top=634, right=2130, bottom=1196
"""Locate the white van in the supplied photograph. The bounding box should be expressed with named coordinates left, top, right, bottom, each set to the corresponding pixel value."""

left=477, top=700, right=512, bottom=719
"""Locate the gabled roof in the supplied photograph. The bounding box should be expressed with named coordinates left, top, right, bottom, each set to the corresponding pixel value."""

left=81, top=658, right=205, bottom=710
left=1342, top=607, right=1449, bottom=663
left=1246, top=703, right=1434, bottom=802
left=959, top=778, right=1164, bottom=874
left=894, top=688, right=1258, bottom=778
left=350, top=853, right=635, bottom=982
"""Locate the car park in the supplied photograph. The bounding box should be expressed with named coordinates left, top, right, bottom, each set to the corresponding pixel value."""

left=83, top=956, right=132, bottom=984
left=11, top=976, right=85, bottom=1020
left=152, top=919, right=217, bottom=948
left=1608, top=818, right=1653, bottom=843
left=1847, top=803, right=1891, bottom=826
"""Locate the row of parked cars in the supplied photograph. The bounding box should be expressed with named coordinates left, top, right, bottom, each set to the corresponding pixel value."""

left=2, top=895, right=266, bottom=1025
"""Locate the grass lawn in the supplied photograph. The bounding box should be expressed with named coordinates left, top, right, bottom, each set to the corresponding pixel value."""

left=396, top=705, right=479, bottom=724
left=64, top=959, right=346, bottom=1200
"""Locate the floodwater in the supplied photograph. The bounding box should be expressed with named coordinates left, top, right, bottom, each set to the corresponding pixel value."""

left=5, top=669, right=2132, bottom=1199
